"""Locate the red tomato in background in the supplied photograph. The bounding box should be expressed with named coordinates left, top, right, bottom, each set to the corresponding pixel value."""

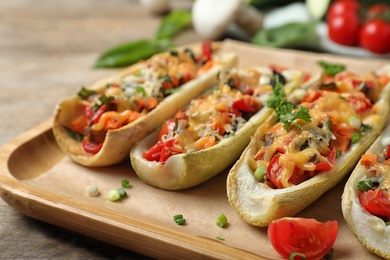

left=268, top=217, right=338, bottom=260
left=327, top=0, right=360, bottom=22
left=328, top=11, right=361, bottom=46
left=359, top=189, right=390, bottom=219
left=366, top=4, right=389, bottom=21
left=359, top=19, right=390, bottom=54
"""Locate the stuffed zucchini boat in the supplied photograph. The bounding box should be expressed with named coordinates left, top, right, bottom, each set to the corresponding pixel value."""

left=130, top=65, right=318, bottom=190
left=53, top=41, right=237, bottom=166
left=342, top=116, right=390, bottom=259
left=227, top=62, right=390, bottom=227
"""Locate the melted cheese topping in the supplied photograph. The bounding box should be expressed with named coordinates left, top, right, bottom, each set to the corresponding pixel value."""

left=161, top=67, right=304, bottom=153
left=256, top=88, right=379, bottom=188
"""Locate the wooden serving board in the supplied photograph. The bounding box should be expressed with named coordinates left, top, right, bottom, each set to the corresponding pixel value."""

left=0, top=40, right=388, bottom=259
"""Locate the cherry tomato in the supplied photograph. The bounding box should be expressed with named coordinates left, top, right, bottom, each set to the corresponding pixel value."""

left=344, top=93, right=373, bottom=114
left=267, top=154, right=283, bottom=188
left=158, top=119, right=176, bottom=141
left=366, top=4, right=389, bottom=21
left=142, top=141, right=164, bottom=161
left=359, top=189, right=390, bottom=219
left=233, top=96, right=260, bottom=113
left=385, top=145, right=390, bottom=159
left=82, top=139, right=103, bottom=154
left=326, top=0, right=360, bottom=22
left=159, top=138, right=183, bottom=163
left=359, top=19, right=390, bottom=54
left=268, top=217, right=338, bottom=260
left=328, top=11, right=361, bottom=46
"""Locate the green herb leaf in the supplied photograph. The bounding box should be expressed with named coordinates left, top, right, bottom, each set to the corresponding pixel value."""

left=357, top=179, right=374, bottom=191
left=155, top=9, right=192, bottom=40
left=318, top=60, right=346, bottom=76
left=267, top=78, right=311, bottom=131
left=94, top=39, right=174, bottom=68
left=252, top=22, right=319, bottom=49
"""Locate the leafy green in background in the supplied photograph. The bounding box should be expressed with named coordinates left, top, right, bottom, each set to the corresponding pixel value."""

left=94, top=9, right=192, bottom=68
left=156, top=9, right=192, bottom=39
left=251, top=22, right=319, bottom=49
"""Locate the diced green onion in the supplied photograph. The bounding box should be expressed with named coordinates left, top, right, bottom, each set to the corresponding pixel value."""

left=324, top=248, right=334, bottom=259
left=117, top=188, right=127, bottom=198
left=78, top=86, right=97, bottom=99
left=173, top=214, right=184, bottom=221
left=253, top=165, right=267, bottom=182
left=351, top=132, right=359, bottom=143
left=216, top=236, right=225, bottom=241
left=108, top=189, right=121, bottom=202
left=216, top=214, right=228, bottom=228
left=173, top=214, right=186, bottom=225
left=175, top=218, right=186, bottom=225
left=289, top=252, right=306, bottom=260
left=121, top=179, right=131, bottom=188
left=357, top=179, right=374, bottom=191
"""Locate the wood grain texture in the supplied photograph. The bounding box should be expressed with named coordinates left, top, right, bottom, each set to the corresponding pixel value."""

left=0, top=0, right=197, bottom=258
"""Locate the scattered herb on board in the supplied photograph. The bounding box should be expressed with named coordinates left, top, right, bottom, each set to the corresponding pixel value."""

left=173, top=214, right=186, bottom=225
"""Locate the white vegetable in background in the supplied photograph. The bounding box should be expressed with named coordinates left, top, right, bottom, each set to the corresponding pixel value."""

left=263, top=2, right=312, bottom=29
left=139, top=0, right=172, bottom=14
left=192, top=0, right=264, bottom=40
left=306, top=0, right=332, bottom=21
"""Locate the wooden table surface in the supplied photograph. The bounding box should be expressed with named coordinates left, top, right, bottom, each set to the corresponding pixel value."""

left=0, top=0, right=199, bottom=258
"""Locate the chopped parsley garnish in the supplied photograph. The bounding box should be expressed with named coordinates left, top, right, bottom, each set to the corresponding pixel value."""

left=318, top=60, right=346, bottom=76
left=267, top=78, right=311, bottom=131
left=78, top=87, right=97, bottom=99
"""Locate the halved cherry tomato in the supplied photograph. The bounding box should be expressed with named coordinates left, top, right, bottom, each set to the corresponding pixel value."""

left=159, top=138, right=183, bottom=162
left=91, top=103, right=109, bottom=124
left=301, top=90, right=322, bottom=103
left=158, top=119, right=176, bottom=141
left=82, top=139, right=103, bottom=154
left=344, top=93, right=373, bottom=114
left=315, top=147, right=337, bottom=171
left=385, top=145, right=390, bottom=159
left=267, top=154, right=283, bottom=188
left=268, top=217, right=338, bottom=260
left=359, top=189, right=390, bottom=219
left=142, top=141, right=164, bottom=162
left=233, top=96, right=260, bottom=113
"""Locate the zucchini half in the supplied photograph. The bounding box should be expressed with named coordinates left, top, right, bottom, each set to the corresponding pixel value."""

left=52, top=43, right=237, bottom=167
left=342, top=123, right=390, bottom=259
left=227, top=65, right=390, bottom=227
left=130, top=67, right=321, bottom=190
